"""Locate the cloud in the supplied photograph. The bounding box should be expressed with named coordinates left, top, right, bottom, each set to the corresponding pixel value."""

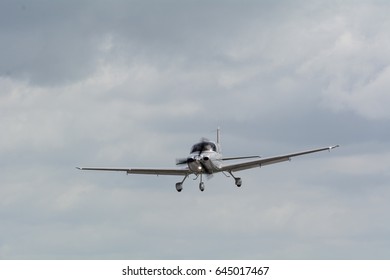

left=1, top=0, right=390, bottom=259
left=293, top=4, right=390, bottom=120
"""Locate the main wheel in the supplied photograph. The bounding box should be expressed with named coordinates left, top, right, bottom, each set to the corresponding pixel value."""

left=176, top=182, right=183, bottom=192
left=235, top=178, right=242, bottom=187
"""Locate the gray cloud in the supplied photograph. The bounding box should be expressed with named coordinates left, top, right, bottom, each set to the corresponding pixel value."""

left=1, top=0, right=390, bottom=259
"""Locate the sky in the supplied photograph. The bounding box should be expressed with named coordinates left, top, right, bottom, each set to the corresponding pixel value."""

left=1, top=0, right=390, bottom=259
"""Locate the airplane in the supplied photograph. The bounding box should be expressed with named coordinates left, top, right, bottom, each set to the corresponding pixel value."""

left=77, top=129, right=339, bottom=192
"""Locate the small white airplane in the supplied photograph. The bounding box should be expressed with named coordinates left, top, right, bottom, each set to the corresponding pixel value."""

left=77, top=129, right=339, bottom=192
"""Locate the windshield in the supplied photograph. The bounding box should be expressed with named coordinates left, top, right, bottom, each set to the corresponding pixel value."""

left=190, top=142, right=217, bottom=153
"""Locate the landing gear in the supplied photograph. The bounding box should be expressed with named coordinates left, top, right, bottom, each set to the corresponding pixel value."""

left=199, top=182, right=205, bottom=192
left=229, top=171, right=242, bottom=187
left=176, top=182, right=183, bottom=192
left=175, top=173, right=207, bottom=192
left=198, top=173, right=205, bottom=192
left=175, top=175, right=188, bottom=192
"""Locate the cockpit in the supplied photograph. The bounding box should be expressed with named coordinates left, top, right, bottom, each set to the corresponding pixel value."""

left=190, top=141, right=217, bottom=154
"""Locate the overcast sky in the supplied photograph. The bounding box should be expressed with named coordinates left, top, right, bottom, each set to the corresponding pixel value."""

left=1, top=0, right=390, bottom=259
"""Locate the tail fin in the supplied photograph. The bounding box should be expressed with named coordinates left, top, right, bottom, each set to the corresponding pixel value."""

left=216, top=127, right=222, bottom=154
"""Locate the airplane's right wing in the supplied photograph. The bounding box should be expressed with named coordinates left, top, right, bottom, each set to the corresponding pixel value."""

left=77, top=167, right=191, bottom=176
left=219, top=145, right=339, bottom=173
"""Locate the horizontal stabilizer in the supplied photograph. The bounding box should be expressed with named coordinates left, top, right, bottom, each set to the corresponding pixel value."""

left=222, top=156, right=261, bottom=161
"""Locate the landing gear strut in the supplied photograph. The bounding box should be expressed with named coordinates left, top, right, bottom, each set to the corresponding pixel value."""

left=229, top=171, right=242, bottom=187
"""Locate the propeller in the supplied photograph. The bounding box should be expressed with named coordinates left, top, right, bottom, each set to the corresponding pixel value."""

left=176, top=157, right=188, bottom=165
left=176, top=137, right=210, bottom=165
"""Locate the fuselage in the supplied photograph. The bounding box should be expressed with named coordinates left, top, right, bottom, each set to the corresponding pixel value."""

left=187, top=141, right=222, bottom=174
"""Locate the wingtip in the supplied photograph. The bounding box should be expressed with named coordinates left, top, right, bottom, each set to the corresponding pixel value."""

left=76, top=167, right=82, bottom=170
left=329, top=145, right=340, bottom=151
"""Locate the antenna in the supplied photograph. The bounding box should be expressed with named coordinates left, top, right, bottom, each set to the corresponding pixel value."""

left=216, top=127, right=221, bottom=145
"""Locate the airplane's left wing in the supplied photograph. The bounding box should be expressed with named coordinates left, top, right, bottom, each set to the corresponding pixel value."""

left=77, top=167, right=191, bottom=176
left=219, top=145, right=339, bottom=173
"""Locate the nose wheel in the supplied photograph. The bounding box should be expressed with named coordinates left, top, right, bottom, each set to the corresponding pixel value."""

left=199, top=182, right=205, bottom=192
left=198, top=173, right=205, bottom=192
